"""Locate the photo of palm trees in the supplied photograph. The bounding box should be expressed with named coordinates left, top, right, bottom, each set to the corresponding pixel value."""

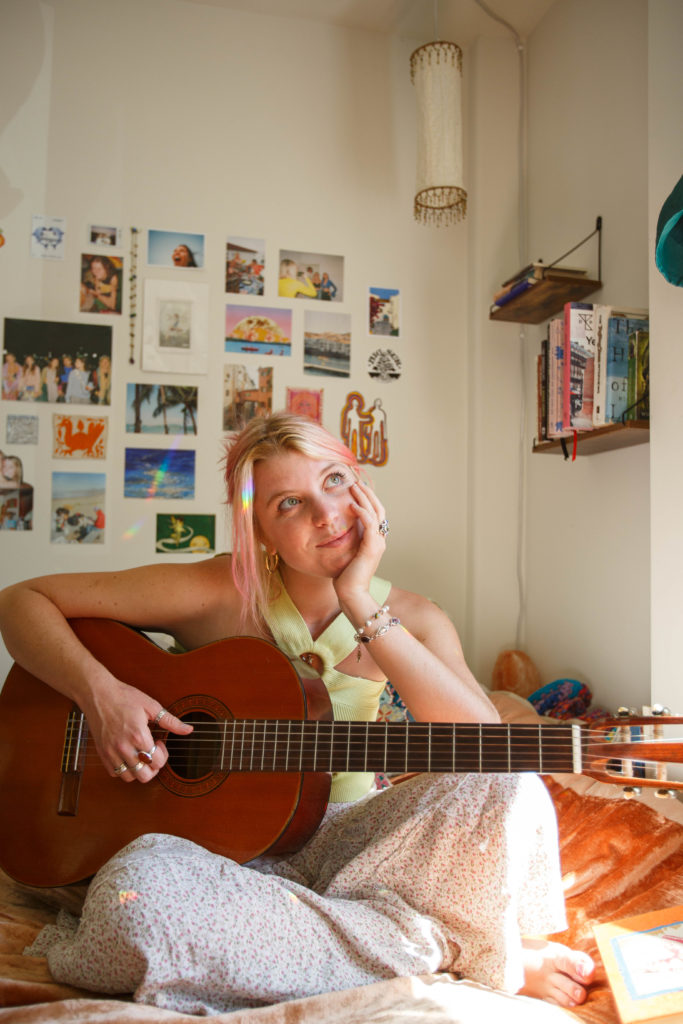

left=126, top=383, right=198, bottom=435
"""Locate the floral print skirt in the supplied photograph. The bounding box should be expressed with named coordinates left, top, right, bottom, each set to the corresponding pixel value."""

left=27, top=772, right=566, bottom=1014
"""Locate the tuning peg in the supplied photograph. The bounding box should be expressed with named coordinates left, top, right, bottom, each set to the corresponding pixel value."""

left=655, top=788, right=677, bottom=799
left=622, top=787, right=642, bottom=799
left=616, top=706, right=638, bottom=717
left=651, top=704, right=671, bottom=716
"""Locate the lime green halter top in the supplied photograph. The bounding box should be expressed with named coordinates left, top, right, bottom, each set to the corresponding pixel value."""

left=264, top=574, right=392, bottom=803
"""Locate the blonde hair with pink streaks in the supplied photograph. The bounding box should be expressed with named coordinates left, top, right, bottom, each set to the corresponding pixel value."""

left=224, top=411, right=360, bottom=631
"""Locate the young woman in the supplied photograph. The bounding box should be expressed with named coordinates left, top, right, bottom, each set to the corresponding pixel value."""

left=80, top=255, right=121, bottom=313
left=0, top=413, right=593, bottom=1013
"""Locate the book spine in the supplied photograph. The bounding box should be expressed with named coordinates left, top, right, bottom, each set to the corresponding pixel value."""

left=605, top=315, right=649, bottom=422
left=540, top=337, right=548, bottom=441
left=626, top=329, right=649, bottom=421
left=548, top=318, right=569, bottom=437
left=592, top=304, right=611, bottom=426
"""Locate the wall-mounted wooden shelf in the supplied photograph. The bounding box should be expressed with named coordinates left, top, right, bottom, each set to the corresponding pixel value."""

left=490, top=272, right=603, bottom=324
left=532, top=420, right=649, bottom=456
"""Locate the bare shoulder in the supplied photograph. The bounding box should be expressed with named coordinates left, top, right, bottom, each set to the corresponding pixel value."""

left=387, top=585, right=462, bottom=650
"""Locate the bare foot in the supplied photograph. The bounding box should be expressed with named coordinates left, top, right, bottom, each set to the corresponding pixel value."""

left=519, top=938, right=595, bottom=1008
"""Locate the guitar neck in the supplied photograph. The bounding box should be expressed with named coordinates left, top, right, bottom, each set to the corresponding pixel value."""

left=180, top=720, right=581, bottom=776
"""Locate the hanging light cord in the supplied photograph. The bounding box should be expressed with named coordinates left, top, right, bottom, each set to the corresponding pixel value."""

left=472, top=0, right=529, bottom=649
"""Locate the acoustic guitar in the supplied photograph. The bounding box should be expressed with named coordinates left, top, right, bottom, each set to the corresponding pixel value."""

left=0, top=617, right=681, bottom=887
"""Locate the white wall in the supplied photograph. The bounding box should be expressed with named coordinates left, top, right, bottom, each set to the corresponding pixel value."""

left=519, top=0, right=652, bottom=711
left=648, top=0, right=683, bottom=717
left=0, top=0, right=472, bottom=683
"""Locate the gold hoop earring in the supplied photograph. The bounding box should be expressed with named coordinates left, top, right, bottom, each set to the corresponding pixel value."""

left=265, top=551, right=279, bottom=575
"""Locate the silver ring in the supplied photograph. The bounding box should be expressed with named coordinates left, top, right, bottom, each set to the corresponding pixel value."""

left=133, top=761, right=145, bottom=772
left=378, top=519, right=390, bottom=537
left=153, top=708, right=167, bottom=725
left=113, top=762, right=128, bottom=776
left=138, top=744, right=157, bottom=762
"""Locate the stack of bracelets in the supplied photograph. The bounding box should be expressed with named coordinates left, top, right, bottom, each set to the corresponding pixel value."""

left=353, top=605, right=402, bottom=660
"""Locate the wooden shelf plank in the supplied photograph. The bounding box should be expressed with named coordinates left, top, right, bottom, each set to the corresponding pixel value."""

left=532, top=421, right=649, bottom=456
left=490, top=273, right=603, bottom=324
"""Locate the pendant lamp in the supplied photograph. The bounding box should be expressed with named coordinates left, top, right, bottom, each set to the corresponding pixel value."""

left=410, top=40, right=467, bottom=226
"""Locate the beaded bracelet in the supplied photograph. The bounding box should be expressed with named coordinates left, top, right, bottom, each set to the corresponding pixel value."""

left=353, top=612, right=402, bottom=660
left=354, top=605, right=390, bottom=640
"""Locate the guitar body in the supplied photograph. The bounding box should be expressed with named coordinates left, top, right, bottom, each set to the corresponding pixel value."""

left=0, top=619, right=332, bottom=887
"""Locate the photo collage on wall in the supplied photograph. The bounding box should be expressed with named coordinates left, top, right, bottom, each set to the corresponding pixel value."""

left=1, top=217, right=404, bottom=539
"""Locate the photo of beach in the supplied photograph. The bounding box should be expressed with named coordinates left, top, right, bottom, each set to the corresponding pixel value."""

left=51, top=471, right=105, bottom=543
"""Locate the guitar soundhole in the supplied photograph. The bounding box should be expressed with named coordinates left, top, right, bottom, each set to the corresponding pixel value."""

left=166, top=712, right=222, bottom=780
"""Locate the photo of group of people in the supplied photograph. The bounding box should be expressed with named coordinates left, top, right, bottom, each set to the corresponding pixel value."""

left=278, top=248, right=343, bottom=302
left=2, top=319, right=112, bottom=406
left=51, top=471, right=105, bottom=543
left=226, top=237, right=265, bottom=295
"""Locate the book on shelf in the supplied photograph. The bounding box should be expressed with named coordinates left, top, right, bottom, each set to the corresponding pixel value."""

left=605, top=311, right=649, bottom=423
left=537, top=337, right=548, bottom=443
left=501, top=261, right=587, bottom=289
left=491, top=261, right=588, bottom=312
left=547, top=317, right=571, bottom=439
left=627, top=328, right=650, bottom=421
left=593, top=904, right=683, bottom=1024
left=592, top=303, right=612, bottom=426
left=563, top=302, right=596, bottom=431
left=535, top=303, right=650, bottom=447
left=490, top=274, right=539, bottom=311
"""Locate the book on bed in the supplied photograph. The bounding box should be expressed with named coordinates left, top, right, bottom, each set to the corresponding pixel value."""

left=593, top=904, right=683, bottom=1024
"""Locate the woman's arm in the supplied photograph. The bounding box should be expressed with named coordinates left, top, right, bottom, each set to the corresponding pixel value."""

left=334, top=481, right=499, bottom=724
left=296, top=277, right=318, bottom=297
left=95, top=273, right=119, bottom=310
left=0, top=558, right=240, bottom=780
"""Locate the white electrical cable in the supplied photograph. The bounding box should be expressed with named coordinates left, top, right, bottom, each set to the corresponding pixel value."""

left=472, top=0, right=529, bottom=647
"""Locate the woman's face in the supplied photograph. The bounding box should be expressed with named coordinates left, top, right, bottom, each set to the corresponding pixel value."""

left=91, top=259, right=107, bottom=280
left=253, top=451, right=360, bottom=581
left=172, top=245, right=192, bottom=266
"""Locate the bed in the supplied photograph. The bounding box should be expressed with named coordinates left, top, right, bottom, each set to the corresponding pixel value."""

left=1, top=692, right=682, bottom=1024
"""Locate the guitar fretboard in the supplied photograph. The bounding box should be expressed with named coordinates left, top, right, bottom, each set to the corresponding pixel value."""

left=166, top=720, right=580, bottom=776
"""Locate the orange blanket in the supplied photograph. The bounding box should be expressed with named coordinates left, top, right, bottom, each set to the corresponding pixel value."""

left=1, top=779, right=682, bottom=1024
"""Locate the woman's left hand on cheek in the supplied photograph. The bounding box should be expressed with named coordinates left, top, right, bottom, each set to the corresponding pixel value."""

left=334, top=481, right=387, bottom=598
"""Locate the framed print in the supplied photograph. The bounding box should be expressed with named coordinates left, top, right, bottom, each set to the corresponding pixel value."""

left=285, top=387, right=323, bottom=423
left=126, top=383, right=198, bottom=435
left=142, top=280, right=209, bottom=374
left=88, top=224, right=121, bottom=247
left=51, top=471, right=105, bottom=543
left=369, top=286, right=400, bottom=337
left=303, top=310, right=350, bottom=377
left=124, top=447, right=196, bottom=499
left=156, top=513, right=216, bottom=554
left=3, top=318, right=112, bottom=406
left=278, top=248, right=344, bottom=302
left=1, top=449, right=34, bottom=530
left=147, top=229, right=204, bottom=269
left=226, top=236, right=265, bottom=295
left=222, top=365, right=272, bottom=431
left=31, top=215, right=65, bottom=259
left=80, top=253, right=123, bottom=314
left=225, top=304, right=291, bottom=357
left=53, top=413, right=108, bottom=458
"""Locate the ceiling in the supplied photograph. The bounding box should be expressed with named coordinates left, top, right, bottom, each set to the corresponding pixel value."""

left=179, top=0, right=556, bottom=45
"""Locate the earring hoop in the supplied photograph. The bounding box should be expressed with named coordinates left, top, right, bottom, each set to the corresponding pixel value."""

left=265, top=551, right=279, bottom=575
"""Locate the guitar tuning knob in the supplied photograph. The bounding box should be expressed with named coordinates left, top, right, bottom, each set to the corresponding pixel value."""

left=616, top=707, right=631, bottom=717
left=655, top=788, right=676, bottom=799
left=622, top=787, right=642, bottom=799
left=652, top=704, right=671, bottom=716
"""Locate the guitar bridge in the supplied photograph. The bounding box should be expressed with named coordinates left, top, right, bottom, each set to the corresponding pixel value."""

left=58, top=705, right=88, bottom=815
